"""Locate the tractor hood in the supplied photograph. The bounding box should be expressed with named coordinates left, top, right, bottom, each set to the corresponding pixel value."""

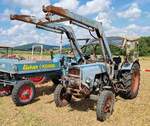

left=73, top=63, right=107, bottom=83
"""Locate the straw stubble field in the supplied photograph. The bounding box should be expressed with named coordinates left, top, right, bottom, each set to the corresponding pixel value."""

left=0, top=57, right=150, bottom=126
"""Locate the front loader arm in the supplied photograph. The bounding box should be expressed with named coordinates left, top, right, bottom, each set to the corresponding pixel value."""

left=10, top=14, right=45, bottom=25
left=42, top=5, right=99, bottom=29
left=42, top=5, right=113, bottom=63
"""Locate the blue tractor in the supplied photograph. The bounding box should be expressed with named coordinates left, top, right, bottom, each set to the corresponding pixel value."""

left=42, top=5, right=140, bottom=121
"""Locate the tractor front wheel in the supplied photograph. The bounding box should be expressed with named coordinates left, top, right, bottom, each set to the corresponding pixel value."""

left=12, top=80, right=36, bottom=106
left=54, top=84, right=72, bottom=107
left=96, top=90, right=115, bottom=122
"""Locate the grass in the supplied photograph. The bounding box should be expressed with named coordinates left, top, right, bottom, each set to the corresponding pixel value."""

left=0, top=57, right=150, bottom=126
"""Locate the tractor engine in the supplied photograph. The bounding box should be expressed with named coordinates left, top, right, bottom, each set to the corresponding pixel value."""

left=62, top=66, right=90, bottom=98
left=62, top=64, right=109, bottom=98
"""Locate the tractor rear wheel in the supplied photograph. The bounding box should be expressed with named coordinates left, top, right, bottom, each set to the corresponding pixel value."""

left=120, top=63, right=140, bottom=99
left=96, top=90, right=115, bottom=122
left=54, top=84, right=72, bottom=107
left=12, top=80, right=36, bottom=106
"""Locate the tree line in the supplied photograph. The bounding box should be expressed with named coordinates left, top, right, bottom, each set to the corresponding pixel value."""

left=139, top=36, right=150, bottom=56
left=110, top=36, right=150, bottom=56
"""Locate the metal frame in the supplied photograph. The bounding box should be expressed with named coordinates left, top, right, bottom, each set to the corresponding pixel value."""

left=10, top=15, right=86, bottom=63
left=0, top=46, right=14, bottom=57
left=41, top=5, right=113, bottom=63
left=11, top=5, right=113, bottom=63
left=32, top=44, right=43, bottom=60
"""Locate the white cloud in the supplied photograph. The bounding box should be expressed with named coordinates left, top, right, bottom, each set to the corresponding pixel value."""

left=125, top=24, right=150, bottom=36
left=0, top=0, right=57, bottom=46
left=106, top=24, right=150, bottom=37
left=54, top=0, right=79, bottom=10
left=20, top=9, right=32, bottom=15
left=10, top=0, right=50, bottom=8
left=10, top=0, right=35, bottom=8
left=3, top=9, right=14, bottom=16
left=1, top=0, right=150, bottom=47
left=96, top=12, right=112, bottom=29
left=0, top=9, right=15, bottom=21
left=117, top=3, right=141, bottom=20
left=77, top=0, right=112, bottom=15
left=0, top=22, right=62, bottom=46
left=8, top=0, right=50, bottom=17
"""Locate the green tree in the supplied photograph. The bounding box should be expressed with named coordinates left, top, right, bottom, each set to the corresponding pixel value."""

left=139, top=37, right=150, bottom=56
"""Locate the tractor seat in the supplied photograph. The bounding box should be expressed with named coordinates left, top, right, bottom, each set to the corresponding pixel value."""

left=113, top=56, right=121, bottom=70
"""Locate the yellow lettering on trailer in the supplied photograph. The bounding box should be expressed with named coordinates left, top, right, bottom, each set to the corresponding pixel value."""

left=23, top=64, right=56, bottom=71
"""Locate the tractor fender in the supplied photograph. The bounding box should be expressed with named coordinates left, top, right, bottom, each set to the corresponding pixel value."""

left=121, top=60, right=140, bottom=71
left=121, top=63, right=133, bottom=71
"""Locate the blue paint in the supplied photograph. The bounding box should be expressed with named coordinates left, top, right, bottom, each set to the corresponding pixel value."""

left=0, top=58, right=60, bottom=74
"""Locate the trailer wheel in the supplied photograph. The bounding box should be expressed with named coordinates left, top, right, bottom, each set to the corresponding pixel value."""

left=120, top=63, right=140, bottom=99
left=0, top=85, right=13, bottom=97
left=54, top=84, right=72, bottom=107
left=12, top=80, right=35, bottom=106
left=96, top=90, right=115, bottom=122
left=29, top=76, right=47, bottom=85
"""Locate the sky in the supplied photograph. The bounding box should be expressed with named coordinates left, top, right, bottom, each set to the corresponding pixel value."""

left=0, top=0, right=150, bottom=46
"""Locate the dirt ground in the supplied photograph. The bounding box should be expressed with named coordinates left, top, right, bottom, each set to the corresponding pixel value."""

left=0, top=57, right=150, bottom=126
